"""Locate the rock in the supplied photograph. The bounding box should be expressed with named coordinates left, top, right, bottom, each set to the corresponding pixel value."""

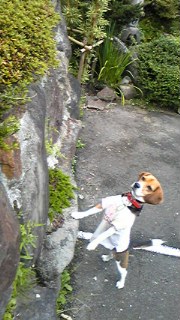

left=0, top=183, right=20, bottom=318
left=37, top=205, right=78, bottom=287
left=121, top=76, right=132, bottom=85
left=121, top=27, right=141, bottom=44
left=87, top=96, right=107, bottom=111
left=0, top=136, right=22, bottom=180
left=0, top=0, right=81, bottom=317
left=97, top=86, right=117, bottom=102
left=15, top=286, right=58, bottom=320
left=120, top=84, right=137, bottom=100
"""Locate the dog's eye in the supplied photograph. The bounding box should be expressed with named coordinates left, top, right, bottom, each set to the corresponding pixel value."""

left=142, top=176, right=145, bottom=181
left=147, top=185, right=152, bottom=191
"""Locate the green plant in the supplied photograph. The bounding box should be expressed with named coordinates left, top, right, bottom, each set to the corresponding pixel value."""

left=139, top=0, right=180, bottom=40
left=56, top=269, right=73, bottom=315
left=149, top=0, right=179, bottom=20
left=3, top=218, right=41, bottom=319
left=76, top=139, right=85, bottom=149
left=137, top=35, right=180, bottom=110
left=0, top=0, right=59, bottom=148
left=0, top=116, right=20, bottom=149
left=48, top=168, right=76, bottom=222
left=97, top=35, right=134, bottom=102
left=3, top=262, right=36, bottom=320
left=45, top=137, right=63, bottom=159
left=106, top=0, right=143, bottom=32
left=61, top=0, right=109, bottom=82
left=139, top=16, right=165, bottom=42
left=72, top=155, right=77, bottom=175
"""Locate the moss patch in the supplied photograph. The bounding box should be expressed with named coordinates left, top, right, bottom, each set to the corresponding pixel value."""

left=0, top=0, right=60, bottom=148
left=48, top=168, right=76, bottom=223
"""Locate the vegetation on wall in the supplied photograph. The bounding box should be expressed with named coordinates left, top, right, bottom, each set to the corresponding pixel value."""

left=0, top=0, right=59, bottom=148
left=3, top=218, right=41, bottom=320
left=48, top=168, right=76, bottom=223
left=137, top=35, right=180, bottom=110
left=56, top=269, right=73, bottom=316
left=48, top=168, right=75, bottom=315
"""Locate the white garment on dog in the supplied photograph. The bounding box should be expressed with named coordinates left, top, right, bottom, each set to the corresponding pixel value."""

left=98, top=195, right=136, bottom=252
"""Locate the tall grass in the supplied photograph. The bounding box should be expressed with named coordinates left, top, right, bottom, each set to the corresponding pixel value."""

left=97, top=35, right=134, bottom=102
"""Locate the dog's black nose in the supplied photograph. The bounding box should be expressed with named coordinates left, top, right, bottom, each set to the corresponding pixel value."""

left=134, top=182, right=140, bottom=188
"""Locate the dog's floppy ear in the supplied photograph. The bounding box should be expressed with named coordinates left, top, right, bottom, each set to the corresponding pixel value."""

left=144, top=185, right=164, bottom=205
left=138, top=172, right=151, bottom=179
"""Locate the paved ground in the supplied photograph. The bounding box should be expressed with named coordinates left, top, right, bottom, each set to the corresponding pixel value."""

left=67, top=99, right=180, bottom=320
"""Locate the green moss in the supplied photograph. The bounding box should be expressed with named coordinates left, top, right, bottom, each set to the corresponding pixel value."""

left=0, top=0, right=60, bottom=148
left=0, top=116, right=20, bottom=149
left=48, top=168, right=76, bottom=223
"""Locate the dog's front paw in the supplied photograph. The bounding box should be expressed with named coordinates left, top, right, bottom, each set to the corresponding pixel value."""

left=87, top=241, right=98, bottom=251
left=71, top=211, right=86, bottom=219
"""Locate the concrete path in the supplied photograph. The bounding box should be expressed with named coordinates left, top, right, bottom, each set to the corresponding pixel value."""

left=67, top=100, right=180, bottom=320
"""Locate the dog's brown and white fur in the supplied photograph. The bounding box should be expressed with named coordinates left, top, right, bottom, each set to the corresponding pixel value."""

left=72, top=172, right=163, bottom=289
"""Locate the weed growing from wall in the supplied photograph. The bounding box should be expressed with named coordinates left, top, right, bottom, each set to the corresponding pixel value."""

left=76, top=139, right=85, bottom=149
left=3, top=218, right=42, bottom=320
left=56, top=269, right=73, bottom=316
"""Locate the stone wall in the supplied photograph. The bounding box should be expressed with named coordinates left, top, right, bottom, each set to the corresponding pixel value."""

left=0, top=1, right=80, bottom=318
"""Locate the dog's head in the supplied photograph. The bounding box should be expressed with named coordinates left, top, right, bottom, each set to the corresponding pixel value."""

left=131, top=172, right=163, bottom=205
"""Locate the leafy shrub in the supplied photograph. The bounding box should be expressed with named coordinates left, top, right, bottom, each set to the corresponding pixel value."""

left=0, top=0, right=59, bottom=148
left=149, top=0, right=179, bottom=20
left=106, top=0, right=143, bottom=32
left=139, top=16, right=165, bottom=42
left=137, top=35, right=180, bottom=110
left=48, top=168, right=75, bottom=222
left=140, top=0, right=180, bottom=40
left=61, top=0, right=109, bottom=81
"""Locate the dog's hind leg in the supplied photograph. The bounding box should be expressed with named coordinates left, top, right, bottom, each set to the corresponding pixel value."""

left=102, top=252, right=114, bottom=262
left=114, top=250, right=129, bottom=289
left=90, top=220, right=109, bottom=242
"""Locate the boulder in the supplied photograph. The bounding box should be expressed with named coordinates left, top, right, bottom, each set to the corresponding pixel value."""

left=0, top=183, right=20, bottom=318
left=120, top=84, right=137, bottom=100
left=97, top=86, right=117, bottom=102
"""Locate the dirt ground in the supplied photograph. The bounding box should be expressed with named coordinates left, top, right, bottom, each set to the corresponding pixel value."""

left=66, top=97, right=180, bottom=320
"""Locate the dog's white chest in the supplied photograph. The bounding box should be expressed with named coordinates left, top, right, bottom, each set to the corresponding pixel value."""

left=102, top=195, right=135, bottom=230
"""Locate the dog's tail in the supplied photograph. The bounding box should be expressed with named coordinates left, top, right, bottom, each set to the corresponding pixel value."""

left=132, top=239, right=180, bottom=257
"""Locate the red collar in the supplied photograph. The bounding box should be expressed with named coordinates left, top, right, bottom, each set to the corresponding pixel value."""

left=125, top=192, right=143, bottom=209
left=122, top=192, right=143, bottom=216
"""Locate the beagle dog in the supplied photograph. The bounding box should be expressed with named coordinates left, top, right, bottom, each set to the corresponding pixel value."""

left=72, top=172, right=163, bottom=289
